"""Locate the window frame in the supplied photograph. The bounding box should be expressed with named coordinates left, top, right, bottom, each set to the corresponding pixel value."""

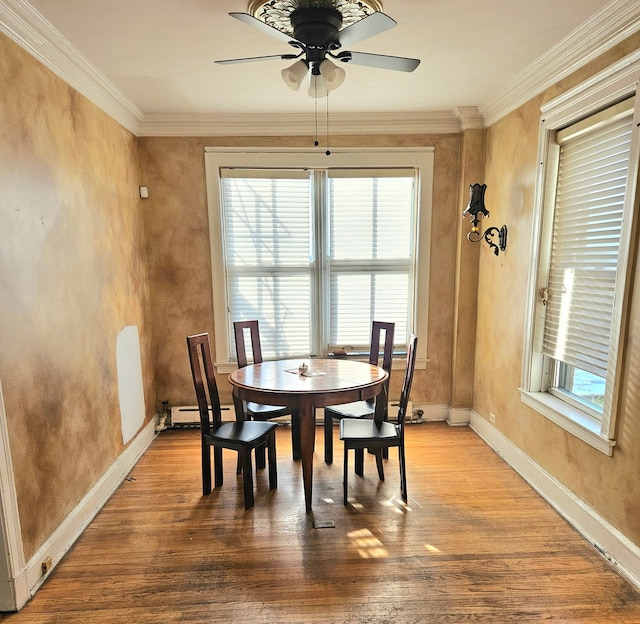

left=204, top=147, right=433, bottom=374
left=520, top=51, right=640, bottom=455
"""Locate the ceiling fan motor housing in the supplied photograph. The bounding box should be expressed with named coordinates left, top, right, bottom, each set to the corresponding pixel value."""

left=291, top=8, right=343, bottom=49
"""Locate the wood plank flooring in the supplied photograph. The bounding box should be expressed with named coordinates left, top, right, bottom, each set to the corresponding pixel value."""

left=2, top=422, right=639, bottom=623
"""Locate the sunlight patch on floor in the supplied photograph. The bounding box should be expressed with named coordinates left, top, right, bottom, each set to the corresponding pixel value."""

left=347, top=528, right=389, bottom=559
left=381, top=495, right=417, bottom=512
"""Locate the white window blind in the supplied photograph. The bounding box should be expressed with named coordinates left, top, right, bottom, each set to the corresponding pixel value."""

left=328, top=170, right=415, bottom=348
left=220, top=166, right=417, bottom=359
left=221, top=169, right=313, bottom=358
left=542, top=99, right=634, bottom=379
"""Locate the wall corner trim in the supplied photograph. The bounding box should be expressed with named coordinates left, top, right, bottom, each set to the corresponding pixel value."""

left=469, top=410, right=640, bottom=592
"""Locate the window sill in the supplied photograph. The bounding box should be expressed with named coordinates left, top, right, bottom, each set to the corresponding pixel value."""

left=519, top=390, right=615, bottom=456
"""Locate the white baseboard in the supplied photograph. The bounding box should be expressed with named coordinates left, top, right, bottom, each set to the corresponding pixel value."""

left=20, top=420, right=157, bottom=603
left=446, top=406, right=471, bottom=426
left=0, top=381, right=27, bottom=611
left=470, top=410, right=640, bottom=591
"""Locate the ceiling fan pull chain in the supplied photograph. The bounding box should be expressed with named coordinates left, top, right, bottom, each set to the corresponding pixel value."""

left=325, top=91, right=331, bottom=156
left=314, top=83, right=319, bottom=147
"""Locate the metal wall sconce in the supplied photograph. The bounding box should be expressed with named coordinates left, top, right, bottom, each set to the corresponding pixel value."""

left=462, top=183, right=507, bottom=256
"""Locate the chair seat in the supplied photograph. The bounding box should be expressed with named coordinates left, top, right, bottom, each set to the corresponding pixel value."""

left=340, top=418, right=399, bottom=444
left=326, top=399, right=374, bottom=420
left=246, top=402, right=290, bottom=420
left=212, top=420, right=278, bottom=445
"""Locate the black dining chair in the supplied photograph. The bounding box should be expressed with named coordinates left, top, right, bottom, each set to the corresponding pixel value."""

left=234, top=320, right=301, bottom=463
left=324, top=321, right=395, bottom=464
left=187, top=332, right=277, bottom=509
left=339, top=333, right=417, bottom=506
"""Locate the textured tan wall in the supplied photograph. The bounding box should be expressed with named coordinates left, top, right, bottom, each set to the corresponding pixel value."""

left=450, top=129, right=484, bottom=408
left=475, top=34, right=640, bottom=545
left=0, top=33, right=155, bottom=559
left=138, top=134, right=462, bottom=408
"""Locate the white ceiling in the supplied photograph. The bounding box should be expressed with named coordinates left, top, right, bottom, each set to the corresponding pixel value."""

left=7, top=0, right=637, bottom=132
left=23, top=0, right=614, bottom=112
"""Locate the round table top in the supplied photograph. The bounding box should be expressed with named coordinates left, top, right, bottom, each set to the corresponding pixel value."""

left=228, top=358, right=387, bottom=396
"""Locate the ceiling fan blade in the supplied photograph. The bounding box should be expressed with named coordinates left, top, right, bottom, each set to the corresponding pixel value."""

left=337, top=12, right=396, bottom=48
left=215, top=54, right=298, bottom=65
left=342, top=51, right=420, bottom=72
left=229, top=12, right=295, bottom=44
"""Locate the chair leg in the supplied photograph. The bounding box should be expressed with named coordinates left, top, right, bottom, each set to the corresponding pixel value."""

left=324, top=410, right=334, bottom=464
left=343, top=445, right=349, bottom=505
left=375, top=448, right=385, bottom=481
left=267, top=431, right=277, bottom=490
left=355, top=448, right=364, bottom=476
left=291, top=409, right=301, bottom=461
left=202, top=441, right=212, bottom=495
left=240, top=447, right=255, bottom=509
left=233, top=394, right=246, bottom=475
left=382, top=411, right=389, bottom=460
left=399, top=443, right=407, bottom=501
left=213, top=446, right=223, bottom=489
left=255, top=442, right=267, bottom=470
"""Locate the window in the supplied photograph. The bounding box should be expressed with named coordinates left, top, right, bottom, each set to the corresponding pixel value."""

left=521, top=53, right=640, bottom=455
left=205, top=148, right=433, bottom=373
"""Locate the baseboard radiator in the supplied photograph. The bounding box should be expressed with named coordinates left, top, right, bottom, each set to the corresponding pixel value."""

left=166, top=401, right=416, bottom=429
left=168, top=404, right=233, bottom=428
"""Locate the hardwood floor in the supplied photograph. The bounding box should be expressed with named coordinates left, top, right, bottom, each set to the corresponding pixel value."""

left=3, top=422, right=639, bottom=623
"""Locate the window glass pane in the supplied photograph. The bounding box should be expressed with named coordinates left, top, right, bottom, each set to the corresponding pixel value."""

left=543, top=106, right=633, bottom=383
left=223, top=177, right=311, bottom=267
left=228, top=274, right=311, bottom=358
left=328, top=174, right=415, bottom=349
left=329, top=176, right=414, bottom=261
left=557, top=363, right=605, bottom=412
left=222, top=174, right=313, bottom=357
left=329, top=272, right=409, bottom=347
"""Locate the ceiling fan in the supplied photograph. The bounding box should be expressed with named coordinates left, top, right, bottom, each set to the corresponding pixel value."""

left=215, top=0, right=420, bottom=98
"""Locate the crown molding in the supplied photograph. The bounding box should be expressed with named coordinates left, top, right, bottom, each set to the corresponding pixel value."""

left=138, top=111, right=460, bottom=136
left=0, top=0, right=144, bottom=134
left=479, top=0, right=640, bottom=127
left=2, top=0, right=638, bottom=136
left=454, top=106, right=485, bottom=130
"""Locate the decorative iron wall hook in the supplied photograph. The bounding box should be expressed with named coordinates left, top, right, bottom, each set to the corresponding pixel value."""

left=462, top=183, right=507, bottom=256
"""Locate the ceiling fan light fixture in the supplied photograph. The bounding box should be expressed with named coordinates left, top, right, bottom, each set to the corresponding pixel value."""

left=319, top=59, right=345, bottom=90
left=308, top=72, right=329, bottom=98
left=281, top=59, right=308, bottom=90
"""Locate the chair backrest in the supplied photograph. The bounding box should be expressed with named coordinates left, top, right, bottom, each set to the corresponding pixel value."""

left=186, top=333, right=222, bottom=433
left=369, top=321, right=395, bottom=372
left=371, top=322, right=395, bottom=412
left=396, top=334, right=418, bottom=428
left=233, top=320, right=263, bottom=368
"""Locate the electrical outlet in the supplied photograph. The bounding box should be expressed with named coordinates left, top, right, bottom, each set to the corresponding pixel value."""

left=490, top=412, right=496, bottom=424
left=41, top=556, right=53, bottom=575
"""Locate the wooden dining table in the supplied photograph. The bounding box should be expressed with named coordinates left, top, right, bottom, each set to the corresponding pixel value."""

left=228, top=358, right=388, bottom=512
